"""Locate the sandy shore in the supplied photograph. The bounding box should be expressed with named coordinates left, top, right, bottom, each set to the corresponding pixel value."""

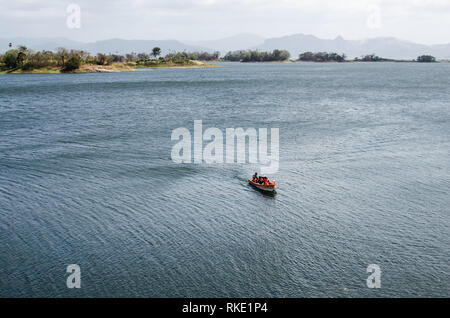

left=2, top=61, right=219, bottom=74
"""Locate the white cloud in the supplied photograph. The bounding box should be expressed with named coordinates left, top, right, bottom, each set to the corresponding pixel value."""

left=0, top=0, right=449, bottom=44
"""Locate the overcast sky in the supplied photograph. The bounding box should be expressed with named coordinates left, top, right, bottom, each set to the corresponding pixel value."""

left=1, top=0, right=449, bottom=44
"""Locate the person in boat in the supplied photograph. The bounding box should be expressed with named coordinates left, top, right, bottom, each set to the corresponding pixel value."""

left=252, top=172, right=258, bottom=181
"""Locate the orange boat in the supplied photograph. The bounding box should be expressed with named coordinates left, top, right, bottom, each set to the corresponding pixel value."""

left=248, top=179, right=277, bottom=192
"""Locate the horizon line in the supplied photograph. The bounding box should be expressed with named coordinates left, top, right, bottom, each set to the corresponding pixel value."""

left=1, top=33, right=449, bottom=47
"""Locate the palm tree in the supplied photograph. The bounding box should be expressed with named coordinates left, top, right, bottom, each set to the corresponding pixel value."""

left=152, top=47, right=161, bottom=59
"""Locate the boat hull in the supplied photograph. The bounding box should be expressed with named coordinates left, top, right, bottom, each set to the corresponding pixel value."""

left=248, top=180, right=277, bottom=192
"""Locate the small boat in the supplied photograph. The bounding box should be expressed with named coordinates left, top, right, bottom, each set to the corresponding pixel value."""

left=248, top=179, right=277, bottom=192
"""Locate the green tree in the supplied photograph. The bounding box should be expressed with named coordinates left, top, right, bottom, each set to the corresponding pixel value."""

left=16, top=45, right=28, bottom=68
left=298, top=51, right=345, bottom=62
left=96, top=53, right=106, bottom=65
left=62, top=56, right=81, bottom=72
left=417, top=55, right=436, bottom=62
left=3, top=49, right=18, bottom=69
left=137, top=53, right=149, bottom=60
left=152, top=47, right=161, bottom=58
left=224, top=49, right=290, bottom=62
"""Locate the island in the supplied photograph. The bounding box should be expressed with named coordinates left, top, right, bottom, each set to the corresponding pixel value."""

left=1, top=45, right=441, bottom=74
left=223, top=49, right=290, bottom=62
left=220, top=50, right=439, bottom=63
left=297, top=52, right=438, bottom=63
left=0, top=46, right=219, bottom=74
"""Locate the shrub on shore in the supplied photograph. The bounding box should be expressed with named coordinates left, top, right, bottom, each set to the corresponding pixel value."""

left=165, top=51, right=220, bottom=61
left=417, top=55, right=436, bottom=62
left=0, top=45, right=205, bottom=72
left=62, top=56, right=81, bottom=72
left=354, top=54, right=388, bottom=62
left=2, top=49, right=19, bottom=69
left=298, top=52, right=346, bottom=62
left=224, top=49, right=290, bottom=62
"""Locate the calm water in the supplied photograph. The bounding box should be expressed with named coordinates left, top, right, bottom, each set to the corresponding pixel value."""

left=0, top=62, right=449, bottom=297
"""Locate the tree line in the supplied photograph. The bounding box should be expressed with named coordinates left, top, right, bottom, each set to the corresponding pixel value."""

left=354, top=54, right=390, bottom=62
left=0, top=46, right=220, bottom=72
left=416, top=55, right=436, bottom=62
left=223, top=50, right=290, bottom=62
left=1, top=45, right=439, bottom=72
left=164, top=51, right=220, bottom=61
left=298, top=52, right=346, bottom=62
left=298, top=52, right=437, bottom=62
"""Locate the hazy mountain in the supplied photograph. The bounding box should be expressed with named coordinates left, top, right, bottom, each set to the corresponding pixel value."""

left=0, top=37, right=84, bottom=52
left=185, top=33, right=266, bottom=54
left=82, top=39, right=206, bottom=55
left=2, top=35, right=449, bottom=59
left=255, top=34, right=450, bottom=59
left=0, top=37, right=206, bottom=55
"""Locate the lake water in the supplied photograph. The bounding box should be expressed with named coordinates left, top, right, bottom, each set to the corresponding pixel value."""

left=0, top=62, right=449, bottom=297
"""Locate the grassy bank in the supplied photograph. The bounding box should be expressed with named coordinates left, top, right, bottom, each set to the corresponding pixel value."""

left=133, top=59, right=219, bottom=69
left=2, top=63, right=135, bottom=74
left=1, top=60, right=218, bottom=74
left=0, top=46, right=222, bottom=74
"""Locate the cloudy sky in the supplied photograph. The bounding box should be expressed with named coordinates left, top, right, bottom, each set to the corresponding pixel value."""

left=1, top=0, right=449, bottom=44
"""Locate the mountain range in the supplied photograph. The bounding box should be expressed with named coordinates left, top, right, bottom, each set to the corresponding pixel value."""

left=1, top=34, right=449, bottom=59
left=256, top=34, right=450, bottom=59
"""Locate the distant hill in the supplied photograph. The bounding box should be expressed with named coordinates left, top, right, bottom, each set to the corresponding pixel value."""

left=255, top=34, right=450, bottom=59
left=0, top=38, right=207, bottom=55
left=0, top=37, right=84, bottom=52
left=185, top=33, right=266, bottom=54
left=82, top=39, right=207, bottom=55
left=1, top=34, right=449, bottom=59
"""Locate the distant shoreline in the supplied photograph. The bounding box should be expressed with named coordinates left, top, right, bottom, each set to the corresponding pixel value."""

left=3, top=60, right=446, bottom=74
left=134, top=60, right=220, bottom=70
left=1, top=56, right=445, bottom=74
left=0, top=61, right=220, bottom=74
left=2, top=60, right=446, bottom=74
left=2, top=45, right=443, bottom=74
left=221, top=59, right=446, bottom=63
